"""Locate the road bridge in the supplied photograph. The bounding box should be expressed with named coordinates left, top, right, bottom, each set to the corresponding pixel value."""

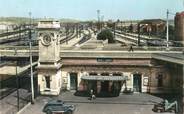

left=0, top=45, right=183, bottom=60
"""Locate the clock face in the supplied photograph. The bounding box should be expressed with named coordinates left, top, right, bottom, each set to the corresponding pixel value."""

left=42, top=34, right=52, bottom=46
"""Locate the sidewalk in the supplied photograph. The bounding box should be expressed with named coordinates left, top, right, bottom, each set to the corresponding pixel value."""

left=0, top=89, right=31, bottom=114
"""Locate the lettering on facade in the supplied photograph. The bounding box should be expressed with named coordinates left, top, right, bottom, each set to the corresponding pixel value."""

left=97, top=58, right=113, bottom=62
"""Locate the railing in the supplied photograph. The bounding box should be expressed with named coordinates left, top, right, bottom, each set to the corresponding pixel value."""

left=0, top=45, right=183, bottom=51
left=102, top=46, right=184, bottom=51
left=0, top=45, right=38, bottom=50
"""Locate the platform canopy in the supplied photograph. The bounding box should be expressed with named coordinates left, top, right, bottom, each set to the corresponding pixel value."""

left=81, top=75, right=127, bottom=81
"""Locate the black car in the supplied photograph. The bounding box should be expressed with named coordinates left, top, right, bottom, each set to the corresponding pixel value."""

left=42, top=100, right=75, bottom=114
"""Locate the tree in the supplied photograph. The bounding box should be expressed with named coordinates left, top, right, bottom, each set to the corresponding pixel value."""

left=97, top=29, right=114, bottom=43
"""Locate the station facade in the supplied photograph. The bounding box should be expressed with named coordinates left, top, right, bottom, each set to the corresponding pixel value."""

left=37, top=21, right=183, bottom=96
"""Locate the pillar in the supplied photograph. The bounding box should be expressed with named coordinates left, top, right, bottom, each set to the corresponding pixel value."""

left=37, top=20, right=61, bottom=95
left=108, top=81, right=113, bottom=92
left=97, top=81, right=101, bottom=94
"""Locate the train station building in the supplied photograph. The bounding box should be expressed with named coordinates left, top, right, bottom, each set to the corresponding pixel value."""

left=36, top=20, right=184, bottom=98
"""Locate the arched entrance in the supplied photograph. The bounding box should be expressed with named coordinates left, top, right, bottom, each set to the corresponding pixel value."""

left=133, top=73, right=142, bottom=92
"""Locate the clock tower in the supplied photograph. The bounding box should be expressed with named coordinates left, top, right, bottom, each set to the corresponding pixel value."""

left=37, top=20, right=62, bottom=95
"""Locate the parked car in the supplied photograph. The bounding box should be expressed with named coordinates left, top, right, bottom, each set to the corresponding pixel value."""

left=152, top=100, right=178, bottom=113
left=43, top=100, right=75, bottom=114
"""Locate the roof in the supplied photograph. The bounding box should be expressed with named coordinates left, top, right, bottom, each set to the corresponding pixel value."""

left=152, top=53, right=184, bottom=65
left=139, top=19, right=166, bottom=25
left=176, top=11, right=184, bottom=17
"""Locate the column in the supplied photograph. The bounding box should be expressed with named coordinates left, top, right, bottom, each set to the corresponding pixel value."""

left=97, top=81, right=101, bottom=94
left=108, top=81, right=113, bottom=92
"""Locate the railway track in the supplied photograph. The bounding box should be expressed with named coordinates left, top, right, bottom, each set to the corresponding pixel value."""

left=72, top=29, right=92, bottom=46
left=0, top=88, right=17, bottom=100
left=60, top=30, right=77, bottom=44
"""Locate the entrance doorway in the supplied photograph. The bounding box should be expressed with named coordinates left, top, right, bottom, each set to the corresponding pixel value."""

left=70, top=73, right=78, bottom=90
left=45, top=76, right=50, bottom=89
left=98, top=81, right=110, bottom=97
left=133, top=74, right=142, bottom=92
left=101, top=81, right=109, bottom=92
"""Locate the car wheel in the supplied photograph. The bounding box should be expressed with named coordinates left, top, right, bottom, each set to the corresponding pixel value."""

left=46, top=110, right=52, bottom=114
left=157, top=109, right=161, bottom=113
left=68, top=110, right=72, bottom=114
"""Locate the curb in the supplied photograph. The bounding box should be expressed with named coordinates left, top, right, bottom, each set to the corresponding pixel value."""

left=16, top=102, right=31, bottom=114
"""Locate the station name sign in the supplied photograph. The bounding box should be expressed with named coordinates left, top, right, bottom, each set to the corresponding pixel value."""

left=97, top=58, right=113, bottom=62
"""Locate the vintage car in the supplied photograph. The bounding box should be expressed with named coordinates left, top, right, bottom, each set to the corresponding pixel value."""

left=152, top=100, right=178, bottom=113
left=42, top=100, right=75, bottom=114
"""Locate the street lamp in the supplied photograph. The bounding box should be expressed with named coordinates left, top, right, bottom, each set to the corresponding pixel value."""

left=137, top=24, right=145, bottom=46
left=166, top=9, right=175, bottom=48
left=6, top=26, right=8, bottom=39
left=97, top=10, right=101, bottom=31
left=137, top=24, right=141, bottom=46
left=113, top=22, right=116, bottom=39
left=29, top=12, right=34, bottom=104
left=65, top=24, right=68, bottom=44
left=121, top=21, right=123, bottom=33
left=166, top=9, right=169, bottom=48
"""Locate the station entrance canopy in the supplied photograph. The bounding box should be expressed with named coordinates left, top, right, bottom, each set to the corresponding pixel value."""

left=81, top=75, right=127, bottom=81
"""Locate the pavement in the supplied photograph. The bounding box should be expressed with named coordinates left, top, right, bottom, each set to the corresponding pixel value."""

left=18, top=91, right=176, bottom=114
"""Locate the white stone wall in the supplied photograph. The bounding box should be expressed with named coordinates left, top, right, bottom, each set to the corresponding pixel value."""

left=38, top=70, right=61, bottom=95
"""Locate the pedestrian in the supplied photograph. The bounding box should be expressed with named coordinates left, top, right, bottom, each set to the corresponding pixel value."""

left=90, top=89, right=96, bottom=100
left=129, top=45, right=134, bottom=52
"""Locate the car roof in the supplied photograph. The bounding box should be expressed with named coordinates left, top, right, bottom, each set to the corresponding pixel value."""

left=46, top=100, right=64, bottom=105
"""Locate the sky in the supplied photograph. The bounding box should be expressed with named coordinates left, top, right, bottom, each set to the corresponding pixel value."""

left=0, top=0, right=183, bottom=21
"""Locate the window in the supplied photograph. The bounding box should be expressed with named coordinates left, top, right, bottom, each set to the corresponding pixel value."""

left=45, top=76, right=51, bottom=89
left=157, top=74, right=163, bottom=87
left=89, top=72, right=98, bottom=76
left=112, top=73, right=122, bottom=76
left=101, top=72, right=109, bottom=76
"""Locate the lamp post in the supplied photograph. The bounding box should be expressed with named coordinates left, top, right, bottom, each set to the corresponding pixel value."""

left=138, top=24, right=141, bottom=46
left=114, top=22, right=116, bottom=40
left=77, top=23, right=79, bottom=38
left=166, top=9, right=175, bottom=48
left=65, top=24, right=68, bottom=44
left=166, top=9, right=169, bottom=48
left=14, top=49, right=19, bottom=111
left=6, top=26, right=8, bottom=39
left=29, top=12, right=34, bottom=104
left=121, top=21, right=123, bottom=33
left=101, top=15, right=104, bottom=30
left=97, top=10, right=100, bottom=31
left=137, top=24, right=145, bottom=46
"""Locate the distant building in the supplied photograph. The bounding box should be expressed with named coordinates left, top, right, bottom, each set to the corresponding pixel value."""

left=175, top=11, right=184, bottom=45
left=0, top=24, right=13, bottom=31
left=138, top=19, right=166, bottom=35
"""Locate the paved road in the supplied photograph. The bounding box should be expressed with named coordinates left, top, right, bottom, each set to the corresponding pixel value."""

left=19, top=92, right=175, bottom=114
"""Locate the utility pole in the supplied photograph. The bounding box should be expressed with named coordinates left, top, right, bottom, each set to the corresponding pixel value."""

left=97, top=10, right=100, bottom=31
left=65, top=24, right=68, bottom=44
left=77, top=24, right=79, bottom=38
left=15, top=49, right=19, bottom=111
left=6, top=26, right=9, bottom=39
left=114, top=22, right=116, bottom=39
left=121, top=21, right=123, bottom=33
left=166, top=9, right=169, bottom=48
left=29, top=12, right=34, bottom=104
left=138, top=24, right=141, bottom=46
left=101, top=15, right=104, bottom=30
